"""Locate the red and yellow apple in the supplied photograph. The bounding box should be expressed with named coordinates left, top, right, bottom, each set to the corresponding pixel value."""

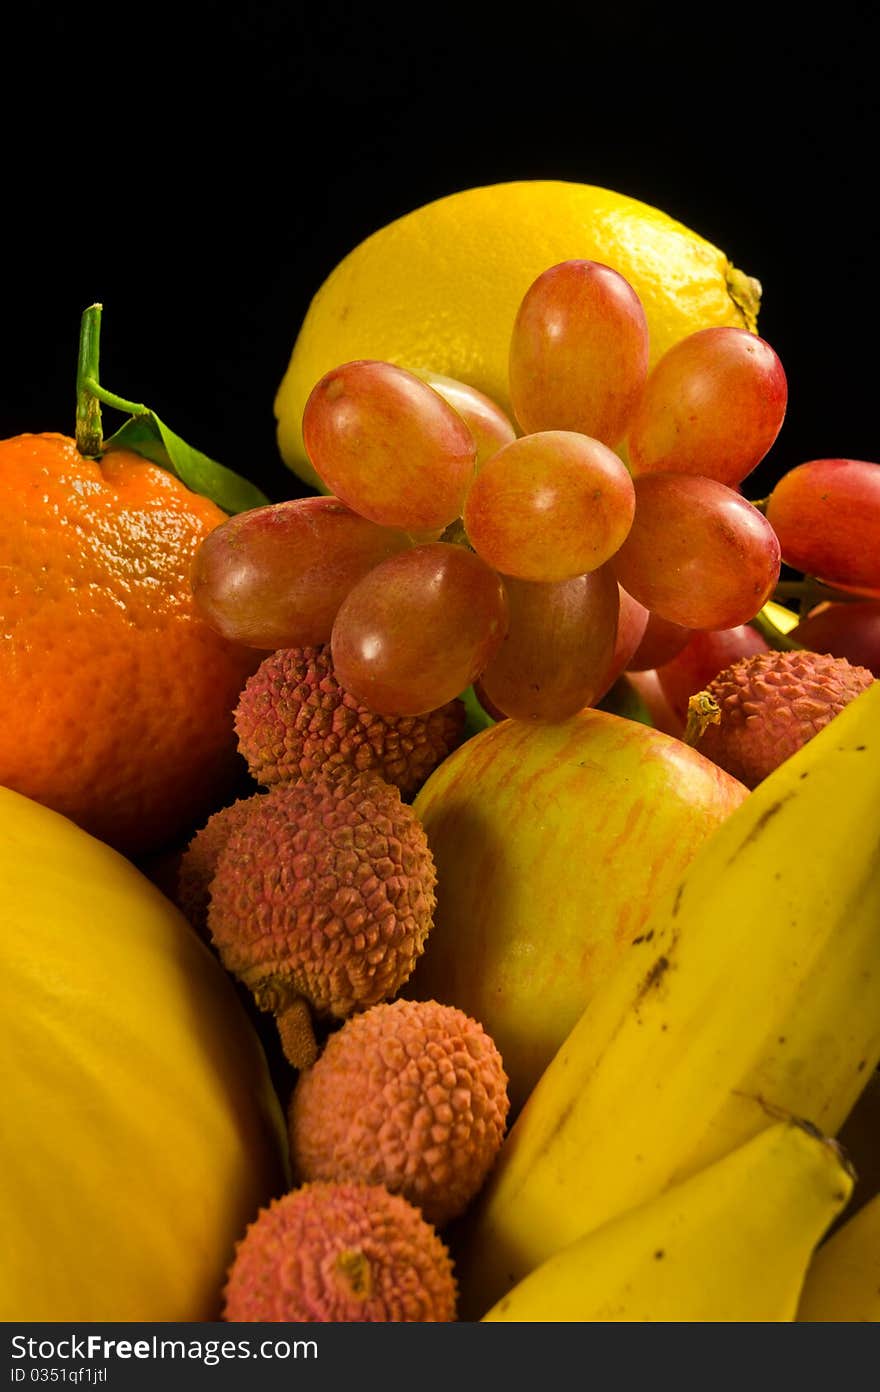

left=407, top=709, right=747, bottom=1112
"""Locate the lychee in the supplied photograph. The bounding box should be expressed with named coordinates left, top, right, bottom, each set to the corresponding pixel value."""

left=289, top=998, right=509, bottom=1226
left=222, top=1181, right=457, bottom=1322
left=176, top=797, right=255, bottom=936
left=207, top=775, right=436, bottom=1068
left=687, top=649, right=874, bottom=787
left=234, top=645, right=465, bottom=797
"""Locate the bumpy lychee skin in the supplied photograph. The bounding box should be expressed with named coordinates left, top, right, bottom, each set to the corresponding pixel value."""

left=692, top=649, right=874, bottom=787
left=223, top=1181, right=457, bottom=1322
left=208, top=776, right=436, bottom=1067
left=176, top=797, right=255, bottom=936
left=289, top=999, right=510, bottom=1226
left=234, top=645, right=466, bottom=797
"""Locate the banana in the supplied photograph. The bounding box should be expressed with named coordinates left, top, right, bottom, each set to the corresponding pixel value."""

left=761, top=598, right=800, bottom=634
left=797, top=1193, right=880, bottom=1321
left=483, top=1119, right=853, bottom=1322
left=455, top=680, right=880, bottom=1319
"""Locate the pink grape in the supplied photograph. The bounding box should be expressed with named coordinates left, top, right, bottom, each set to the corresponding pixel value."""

left=302, top=360, right=476, bottom=531
left=626, top=326, right=788, bottom=487
left=593, top=586, right=652, bottom=700
left=611, top=586, right=651, bottom=671
left=472, top=679, right=508, bottom=723
left=331, top=542, right=509, bottom=716
left=611, top=473, right=781, bottom=630
left=421, top=372, right=517, bottom=469
left=462, top=431, right=636, bottom=582
left=509, top=260, right=649, bottom=446
left=765, top=458, right=880, bottom=596
left=479, top=566, right=619, bottom=722
left=191, top=496, right=411, bottom=649
left=623, top=670, right=686, bottom=739
left=789, top=601, right=880, bottom=677
left=625, top=607, right=692, bottom=672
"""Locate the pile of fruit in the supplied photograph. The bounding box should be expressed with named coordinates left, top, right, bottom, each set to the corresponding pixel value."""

left=2, top=181, right=879, bottom=1325
left=195, top=277, right=791, bottom=722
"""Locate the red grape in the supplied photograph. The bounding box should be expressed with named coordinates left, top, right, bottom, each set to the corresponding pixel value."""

left=626, top=326, right=787, bottom=487
left=655, top=624, right=770, bottom=724
left=625, top=609, right=692, bottom=672
left=421, top=372, right=517, bottom=468
left=462, top=431, right=635, bottom=581
left=331, top=542, right=509, bottom=715
left=479, top=566, right=619, bottom=722
left=593, top=586, right=652, bottom=699
left=302, top=360, right=476, bottom=531
left=789, top=601, right=880, bottom=677
left=191, top=496, right=411, bottom=649
left=624, top=670, right=686, bottom=739
left=611, top=473, right=781, bottom=629
left=509, top=260, right=649, bottom=446
left=472, top=679, right=508, bottom=723
left=765, top=458, right=880, bottom=596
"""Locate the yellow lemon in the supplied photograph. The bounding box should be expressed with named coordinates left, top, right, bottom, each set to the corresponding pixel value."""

left=275, top=180, right=762, bottom=489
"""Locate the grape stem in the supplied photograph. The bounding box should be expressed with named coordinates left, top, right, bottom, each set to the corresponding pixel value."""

left=439, top=517, right=473, bottom=549
left=460, top=684, right=496, bottom=735
left=773, top=578, right=867, bottom=611
left=750, top=574, right=869, bottom=648
left=749, top=610, right=804, bottom=651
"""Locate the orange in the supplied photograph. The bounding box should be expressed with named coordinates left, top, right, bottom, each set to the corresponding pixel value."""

left=0, top=433, right=259, bottom=857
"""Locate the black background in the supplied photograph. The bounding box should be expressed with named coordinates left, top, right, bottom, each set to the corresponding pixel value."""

left=2, top=6, right=878, bottom=505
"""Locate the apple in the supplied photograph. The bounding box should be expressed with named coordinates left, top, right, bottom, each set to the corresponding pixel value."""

left=406, top=708, right=747, bottom=1113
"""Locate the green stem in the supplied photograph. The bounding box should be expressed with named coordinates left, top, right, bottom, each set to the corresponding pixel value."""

left=749, top=609, right=804, bottom=651
left=773, top=578, right=866, bottom=609
left=75, top=304, right=104, bottom=457
left=460, top=684, right=496, bottom=736
left=439, top=517, right=473, bottom=549
left=68, top=304, right=269, bottom=514
left=82, top=380, right=150, bottom=417
left=75, top=304, right=150, bottom=457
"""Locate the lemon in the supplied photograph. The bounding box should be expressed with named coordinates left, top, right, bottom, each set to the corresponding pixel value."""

left=274, top=180, right=762, bottom=490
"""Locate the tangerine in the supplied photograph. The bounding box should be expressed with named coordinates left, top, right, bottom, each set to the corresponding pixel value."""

left=0, top=432, right=260, bottom=856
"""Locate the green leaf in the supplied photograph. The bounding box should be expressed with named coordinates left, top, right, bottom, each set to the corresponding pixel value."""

left=460, top=684, right=497, bottom=739
left=596, top=675, right=654, bottom=727
left=104, top=411, right=270, bottom=514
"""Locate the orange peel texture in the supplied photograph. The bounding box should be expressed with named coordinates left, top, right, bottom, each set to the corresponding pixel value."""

left=0, top=433, right=259, bottom=855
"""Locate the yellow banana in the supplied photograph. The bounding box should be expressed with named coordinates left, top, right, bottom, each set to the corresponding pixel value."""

left=797, top=1193, right=880, bottom=1322
left=761, top=598, right=800, bottom=633
left=483, top=1119, right=853, bottom=1322
left=455, top=680, right=880, bottom=1319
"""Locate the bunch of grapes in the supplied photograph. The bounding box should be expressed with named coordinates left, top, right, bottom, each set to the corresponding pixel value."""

left=192, top=260, right=880, bottom=721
